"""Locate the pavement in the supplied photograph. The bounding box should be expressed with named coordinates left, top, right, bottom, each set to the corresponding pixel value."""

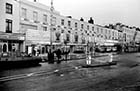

left=41, top=52, right=117, bottom=62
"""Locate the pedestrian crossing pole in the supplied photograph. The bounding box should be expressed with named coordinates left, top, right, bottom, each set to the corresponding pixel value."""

left=86, top=42, right=91, bottom=65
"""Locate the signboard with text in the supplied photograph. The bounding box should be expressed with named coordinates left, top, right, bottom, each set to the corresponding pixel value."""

left=26, top=29, right=50, bottom=45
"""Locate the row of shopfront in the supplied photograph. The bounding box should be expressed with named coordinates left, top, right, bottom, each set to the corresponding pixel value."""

left=0, top=32, right=25, bottom=54
left=0, top=30, right=139, bottom=55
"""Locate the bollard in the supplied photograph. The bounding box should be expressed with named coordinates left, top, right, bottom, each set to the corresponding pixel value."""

left=86, top=54, right=91, bottom=65
left=109, top=53, right=113, bottom=62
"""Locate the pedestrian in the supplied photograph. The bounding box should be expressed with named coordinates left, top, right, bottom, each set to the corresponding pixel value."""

left=48, top=49, right=54, bottom=64
left=61, top=48, right=65, bottom=61
left=32, top=49, right=36, bottom=56
left=55, top=48, right=62, bottom=64
left=86, top=51, right=92, bottom=65
left=65, top=48, right=70, bottom=61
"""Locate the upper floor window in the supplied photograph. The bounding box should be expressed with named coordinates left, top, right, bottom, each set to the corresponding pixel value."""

left=105, top=29, right=107, bottom=33
left=81, top=24, right=84, bottom=29
left=87, top=25, right=89, bottom=30
left=21, top=8, right=27, bottom=19
left=6, top=3, right=13, bottom=14
left=43, top=27, right=47, bottom=31
left=51, top=16, right=56, bottom=26
left=112, top=31, right=115, bottom=36
left=68, top=21, right=71, bottom=27
left=92, top=27, right=94, bottom=31
left=6, top=19, right=12, bottom=33
left=75, top=22, right=78, bottom=28
left=61, top=19, right=64, bottom=25
left=97, top=27, right=99, bottom=33
left=33, top=11, right=38, bottom=21
left=43, top=14, right=47, bottom=23
left=101, top=28, right=103, bottom=33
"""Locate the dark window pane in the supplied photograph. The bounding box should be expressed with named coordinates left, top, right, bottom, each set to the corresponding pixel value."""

left=6, top=19, right=12, bottom=33
left=6, top=3, right=12, bottom=14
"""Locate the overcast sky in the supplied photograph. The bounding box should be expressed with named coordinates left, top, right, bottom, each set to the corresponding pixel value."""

left=30, top=0, right=140, bottom=27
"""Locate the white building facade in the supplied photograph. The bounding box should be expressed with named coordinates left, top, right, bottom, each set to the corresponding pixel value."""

left=0, top=0, right=140, bottom=54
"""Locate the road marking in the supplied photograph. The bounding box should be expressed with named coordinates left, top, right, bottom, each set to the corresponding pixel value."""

left=75, top=67, right=78, bottom=69
left=54, top=69, right=59, bottom=72
left=27, top=73, right=34, bottom=77
left=60, top=74, right=64, bottom=77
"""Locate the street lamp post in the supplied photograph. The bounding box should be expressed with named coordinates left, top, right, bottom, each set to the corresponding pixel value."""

left=50, top=0, right=54, bottom=48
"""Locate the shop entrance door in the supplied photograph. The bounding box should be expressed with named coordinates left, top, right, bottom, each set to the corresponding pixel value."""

left=3, top=44, right=7, bottom=52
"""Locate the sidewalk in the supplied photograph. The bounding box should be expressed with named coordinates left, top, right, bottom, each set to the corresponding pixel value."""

left=40, top=52, right=118, bottom=63
left=44, top=52, right=117, bottom=69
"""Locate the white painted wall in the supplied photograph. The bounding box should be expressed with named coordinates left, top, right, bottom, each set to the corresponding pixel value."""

left=0, top=0, right=20, bottom=33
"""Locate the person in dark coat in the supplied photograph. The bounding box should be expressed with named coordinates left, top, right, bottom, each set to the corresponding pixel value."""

left=60, top=48, right=64, bottom=61
left=55, top=49, right=62, bottom=64
left=48, top=49, right=54, bottom=64
left=32, top=49, right=36, bottom=56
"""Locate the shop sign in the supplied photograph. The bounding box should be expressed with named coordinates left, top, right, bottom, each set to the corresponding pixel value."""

left=26, top=29, right=50, bottom=44
left=9, top=36, right=19, bottom=40
left=0, top=35, right=8, bottom=39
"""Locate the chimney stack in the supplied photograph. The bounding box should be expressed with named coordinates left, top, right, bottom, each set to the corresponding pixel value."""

left=34, top=0, right=38, bottom=2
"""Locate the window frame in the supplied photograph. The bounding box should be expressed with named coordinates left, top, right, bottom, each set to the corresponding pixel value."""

left=43, top=14, right=47, bottom=23
left=43, top=27, right=47, bottom=31
left=33, top=11, right=38, bottom=21
left=81, top=24, right=84, bottom=29
left=6, top=3, right=13, bottom=14
left=68, top=21, right=71, bottom=27
left=61, top=19, right=65, bottom=26
left=6, top=19, right=12, bottom=33
left=21, top=8, right=27, bottom=19
left=75, top=22, right=78, bottom=28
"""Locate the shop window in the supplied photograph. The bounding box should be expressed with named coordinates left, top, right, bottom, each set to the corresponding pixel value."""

left=6, top=19, right=12, bottom=33
left=8, top=43, right=12, bottom=52
left=0, top=45, right=2, bottom=52
left=6, top=3, right=13, bottom=14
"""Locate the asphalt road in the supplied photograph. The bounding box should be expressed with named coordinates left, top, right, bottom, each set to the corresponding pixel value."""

left=1, top=53, right=140, bottom=91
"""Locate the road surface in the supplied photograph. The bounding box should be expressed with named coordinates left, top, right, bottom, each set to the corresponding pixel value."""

left=1, top=53, right=140, bottom=91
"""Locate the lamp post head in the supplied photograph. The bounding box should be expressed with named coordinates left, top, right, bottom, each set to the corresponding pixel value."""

left=50, top=0, right=54, bottom=11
